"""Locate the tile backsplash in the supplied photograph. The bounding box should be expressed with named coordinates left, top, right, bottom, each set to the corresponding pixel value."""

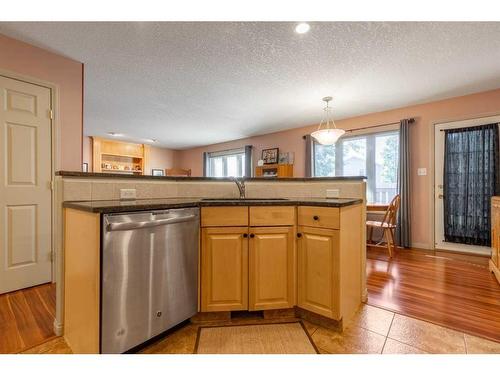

left=60, top=177, right=366, bottom=202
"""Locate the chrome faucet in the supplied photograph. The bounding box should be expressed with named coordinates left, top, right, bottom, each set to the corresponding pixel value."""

left=231, top=177, right=246, bottom=199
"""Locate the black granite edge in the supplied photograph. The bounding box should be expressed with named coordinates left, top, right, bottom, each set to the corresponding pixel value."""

left=63, top=200, right=201, bottom=214
left=55, top=171, right=366, bottom=182
left=63, top=198, right=363, bottom=214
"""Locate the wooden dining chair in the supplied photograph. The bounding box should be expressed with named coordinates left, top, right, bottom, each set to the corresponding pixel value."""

left=366, top=194, right=401, bottom=258
left=165, top=168, right=192, bottom=177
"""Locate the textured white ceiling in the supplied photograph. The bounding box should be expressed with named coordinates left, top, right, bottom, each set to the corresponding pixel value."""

left=1, top=22, right=500, bottom=149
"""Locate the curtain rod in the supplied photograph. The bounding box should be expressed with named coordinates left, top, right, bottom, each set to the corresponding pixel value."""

left=302, top=118, right=415, bottom=139
left=345, top=118, right=414, bottom=132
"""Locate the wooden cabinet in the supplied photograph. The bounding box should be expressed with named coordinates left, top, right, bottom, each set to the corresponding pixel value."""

left=201, top=227, right=248, bottom=312
left=200, top=206, right=296, bottom=312
left=249, top=226, right=295, bottom=311
left=297, top=226, right=340, bottom=319
left=199, top=204, right=363, bottom=322
left=296, top=205, right=363, bottom=322
left=64, top=208, right=101, bottom=353
left=298, top=206, right=340, bottom=229
left=491, top=197, right=500, bottom=284
left=255, top=163, right=293, bottom=178
left=201, top=206, right=249, bottom=227
left=92, top=137, right=150, bottom=175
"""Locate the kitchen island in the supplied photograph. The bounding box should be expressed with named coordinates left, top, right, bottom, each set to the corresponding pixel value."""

left=63, top=196, right=363, bottom=353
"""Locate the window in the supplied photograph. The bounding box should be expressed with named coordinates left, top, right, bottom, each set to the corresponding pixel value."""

left=313, top=130, right=399, bottom=203
left=206, top=148, right=246, bottom=177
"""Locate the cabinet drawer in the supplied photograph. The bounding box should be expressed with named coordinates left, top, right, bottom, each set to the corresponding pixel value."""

left=249, top=206, right=296, bottom=226
left=298, top=206, right=340, bottom=229
left=201, top=207, right=248, bottom=227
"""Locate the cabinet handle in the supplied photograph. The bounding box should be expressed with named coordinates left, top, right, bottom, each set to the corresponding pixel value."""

left=243, top=233, right=248, bottom=238
left=313, top=215, right=319, bottom=221
left=249, top=233, right=255, bottom=238
left=297, top=233, right=302, bottom=238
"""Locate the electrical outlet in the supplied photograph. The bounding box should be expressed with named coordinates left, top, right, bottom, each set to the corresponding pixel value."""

left=120, top=188, right=136, bottom=200
left=417, top=168, right=427, bottom=176
left=326, top=189, right=340, bottom=198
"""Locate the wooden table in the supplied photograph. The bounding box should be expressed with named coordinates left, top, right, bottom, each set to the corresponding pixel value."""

left=366, top=204, right=389, bottom=212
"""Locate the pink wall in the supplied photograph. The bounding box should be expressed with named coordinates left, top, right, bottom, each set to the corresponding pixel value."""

left=0, top=34, right=83, bottom=171
left=176, top=88, right=500, bottom=249
left=82, top=136, right=93, bottom=172
left=147, top=145, right=176, bottom=175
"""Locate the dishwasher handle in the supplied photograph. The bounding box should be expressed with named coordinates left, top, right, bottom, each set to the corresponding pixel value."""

left=106, top=214, right=196, bottom=232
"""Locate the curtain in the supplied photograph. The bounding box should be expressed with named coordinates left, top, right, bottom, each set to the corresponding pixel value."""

left=202, top=152, right=208, bottom=177
left=304, top=134, right=313, bottom=177
left=396, top=119, right=411, bottom=247
left=443, top=123, right=499, bottom=246
left=244, top=145, right=253, bottom=177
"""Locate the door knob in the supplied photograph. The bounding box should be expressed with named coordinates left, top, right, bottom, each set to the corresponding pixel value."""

left=249, top=233, right=255, bottom=238
left=297, top=233, right=302, bottom=238
left=313, top=215, right=319, bottom=221
left=243, top=233, right=248, bottom=238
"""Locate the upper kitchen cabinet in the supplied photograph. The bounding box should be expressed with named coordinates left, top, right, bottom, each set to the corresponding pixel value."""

left=92, top=137, right=151, bottom=175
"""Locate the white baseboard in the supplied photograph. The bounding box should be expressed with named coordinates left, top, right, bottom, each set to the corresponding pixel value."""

left=411, top=242, right=432, bottom=250
left=361, top=288, right=368, bottom=303
left=53, top=319, right=63, bottom=336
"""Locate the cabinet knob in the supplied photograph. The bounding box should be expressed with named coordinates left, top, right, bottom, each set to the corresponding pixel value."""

left=249, top=233, right=255, bottom=238
left=313, top=215, right=319, bottom=221
left=243, top=233, right=248, bottom=238
left=297, top=233, right=302, bottom=238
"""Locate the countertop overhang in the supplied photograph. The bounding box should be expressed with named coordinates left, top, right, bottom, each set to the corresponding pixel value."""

left=56, top=171, right=366, bottom=182
left=63, top=197, right=364, bottom=214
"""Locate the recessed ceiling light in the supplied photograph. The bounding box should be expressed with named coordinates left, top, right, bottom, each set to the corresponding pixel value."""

left=295, top=23, right=310, bottom=34
left=107, top=132, right=123, bottom=137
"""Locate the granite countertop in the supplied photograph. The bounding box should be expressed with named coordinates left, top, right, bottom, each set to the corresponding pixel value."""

left=63, top=197, right=364, bottom=214
left=56, top=170, right=366, bottom=182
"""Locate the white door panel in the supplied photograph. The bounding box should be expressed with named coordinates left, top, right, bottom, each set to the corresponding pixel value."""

left=0, top=75, right=52, bottom=293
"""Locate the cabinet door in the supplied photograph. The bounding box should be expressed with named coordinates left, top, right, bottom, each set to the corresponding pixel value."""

left=201, top=227, right=248, bottom=312
left=297, top=226, right=340, bottom=319
left=249, top=226, right=295, bottom=310
left=492, top=203, right=499, bottom=267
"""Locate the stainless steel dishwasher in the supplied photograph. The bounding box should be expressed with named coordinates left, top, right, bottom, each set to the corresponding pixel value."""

left=101, top=207, right=199, bottom=354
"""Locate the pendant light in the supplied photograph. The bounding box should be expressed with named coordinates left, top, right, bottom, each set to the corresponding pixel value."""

left=311, top=96, right=345, bottom=145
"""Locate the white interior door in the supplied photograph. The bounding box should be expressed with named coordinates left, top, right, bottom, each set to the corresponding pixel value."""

left=434, top=115, right=500, bottom=255
left=0, top=75, right=52, bottom=293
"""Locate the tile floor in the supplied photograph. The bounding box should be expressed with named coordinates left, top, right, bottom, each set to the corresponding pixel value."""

left=20, top=304, right=500, bottom=354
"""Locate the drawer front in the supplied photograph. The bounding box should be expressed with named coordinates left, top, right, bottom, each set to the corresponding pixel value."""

left=201, top=207, right=248, bottom=227
left=298, top=206, right=340, bottom=229
left=249, top=206, right=296, bottom=226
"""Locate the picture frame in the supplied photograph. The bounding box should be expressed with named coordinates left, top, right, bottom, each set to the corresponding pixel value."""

left=152, top=169, right=165, bottom=176
left=261, top=147, right=279, bottom=164
left=278, top=152, right=289, bottom=164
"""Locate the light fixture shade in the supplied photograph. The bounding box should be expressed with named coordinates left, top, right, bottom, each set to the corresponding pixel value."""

left=311, top=128, right=345, bottom=145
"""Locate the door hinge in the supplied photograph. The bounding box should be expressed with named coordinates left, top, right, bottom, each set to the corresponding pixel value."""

left=50, top=250, right=54, bottom=262
left=49, top=109, right=54, bottom=120
left=48, top=180, right=54, bottom=191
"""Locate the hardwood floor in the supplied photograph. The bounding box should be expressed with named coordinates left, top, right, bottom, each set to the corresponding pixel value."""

left=366, top=246, right=500, bottom=343
left=0, top=283, right=56, bottom=353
